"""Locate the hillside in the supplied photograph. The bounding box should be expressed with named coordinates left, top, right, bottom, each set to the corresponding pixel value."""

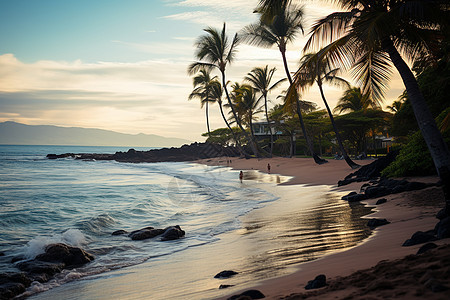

left=0, top=121, right=191, bottom=147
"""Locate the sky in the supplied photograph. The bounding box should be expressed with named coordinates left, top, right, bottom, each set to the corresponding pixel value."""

left=0, top=0, right=405, bottom=141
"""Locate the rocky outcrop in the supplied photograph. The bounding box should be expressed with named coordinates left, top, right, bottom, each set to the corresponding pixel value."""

left=338, top=150, right=398, bottom=186
left=47, top=143, right=240, bottom=163
left=1, top=244, right=94, bottom=299
left=305, top=274, right=327, bottom=290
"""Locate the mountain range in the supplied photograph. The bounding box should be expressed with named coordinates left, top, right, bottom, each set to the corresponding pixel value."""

left=0, top=121, right=191, bottom=147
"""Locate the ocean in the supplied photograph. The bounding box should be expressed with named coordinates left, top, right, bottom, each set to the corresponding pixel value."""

left=0, top=145, right=372, bottom=299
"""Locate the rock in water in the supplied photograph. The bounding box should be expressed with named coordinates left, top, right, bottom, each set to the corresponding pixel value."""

left=35, top=243, right=94, bottom=267
left=129, top=227, right=165, bottom=240
left=161, top=225, right=185, bottom=241
left=112, top=230, right=128, bottom=236
left=214, top=270, right=238, bottom=278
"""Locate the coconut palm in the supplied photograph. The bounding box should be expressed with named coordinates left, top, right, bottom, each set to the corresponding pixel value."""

left=290, top=51, right=360, bottom=169
left=242, top=3, right=327, bottom=163
left=305, top=0, right=450, bottom=207
left=188, top=69, right=217, bottom=137
left=245, top=66, right=286, bottom=156
left=188, top=23, right=259, bottom=157
left=334, top=87, right=380, bottom=114
left=231, top=84, right=264, bottom=145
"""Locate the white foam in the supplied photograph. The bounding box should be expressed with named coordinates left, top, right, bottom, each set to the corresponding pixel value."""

left=22, top=229, right=87, bottom=259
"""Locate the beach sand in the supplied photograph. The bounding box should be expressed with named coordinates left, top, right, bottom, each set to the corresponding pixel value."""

left=197, top=156, right=449, bottom=299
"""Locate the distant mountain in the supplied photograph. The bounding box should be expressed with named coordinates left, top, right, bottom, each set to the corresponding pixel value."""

left=0, top=121, right=192, bottom=147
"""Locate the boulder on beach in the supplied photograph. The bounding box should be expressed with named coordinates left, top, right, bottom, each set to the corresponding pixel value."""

left=402, top=230, right=437, bottom=246
left=227, top=289, right=265, bottom=299
left=305, top=274, right=327, bottom=290
left=367, top=218, right=390, bottom=229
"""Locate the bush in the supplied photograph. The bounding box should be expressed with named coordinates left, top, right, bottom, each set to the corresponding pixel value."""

left=381, top=108, right=450, bottom=178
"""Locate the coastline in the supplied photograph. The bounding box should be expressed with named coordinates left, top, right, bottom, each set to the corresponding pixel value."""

left=196, top=156, right=448, bottom=299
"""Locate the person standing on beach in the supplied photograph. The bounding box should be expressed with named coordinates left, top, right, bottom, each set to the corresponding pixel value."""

left=267, top=163, right=271, bottom=174
left=239, top=171, right=243, bottom=183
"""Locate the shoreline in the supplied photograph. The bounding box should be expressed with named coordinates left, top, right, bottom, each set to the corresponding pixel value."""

left=195, top=156, right=448, bottom=299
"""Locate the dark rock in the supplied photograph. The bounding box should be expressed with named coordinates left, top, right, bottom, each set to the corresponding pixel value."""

left=228, top=289, right=265, bottom=299
left=0, top=272, right=31, bottom=286
left=435, top=216, right=450, bottom=239
left=424, top=278, right=449, bottom=293
left=436, top=208, right=448, bottom=220
left=417, top=243, right=438, bottom=254
left=305, top=274, right=327, bottom=290
left=17, top=260, right=65, bottom=276
left=219, top=284, right=234, bottom=289
left=403, top=231, right=437, bottom=246
left=0, top=282, right=27, bottom=300
left=214, top=270, right=239, bottom=279
left=0, top=252, right=4, bottom=257
left=35, top=243, right=94, bottom=267
left=391, top=185, right=406, bottom=194
left=112, top=230, right=128, bottom=236
left=341, top=192, right=357, bottom=200
left=365, top=186, right=391, bottom=198
left=129, top=227, right=165, bottom=240
left=161, top=225, right=185, bottom=241
left=367, top=218, right=390, bottom=228
left=375, top=198, right=387, bottom=205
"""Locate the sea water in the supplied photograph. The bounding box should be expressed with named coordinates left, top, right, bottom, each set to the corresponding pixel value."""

left=0, top=145, right=372, bottom=299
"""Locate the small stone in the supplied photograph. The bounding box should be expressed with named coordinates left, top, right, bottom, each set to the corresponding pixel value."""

left=375, top=198, right=387, bottom=205
left=219, top=284, right=234, bottom=289
left=214, top=270, right=238, bottom=278
left=228, top=289, right=265, bottom=299
left=367, top=218, right=390, bottom=228
left=305, top=274, right=327, bottom=290
left=417, top=243, right=438, bottom=254
left=112, top=230, right=128, bottom=236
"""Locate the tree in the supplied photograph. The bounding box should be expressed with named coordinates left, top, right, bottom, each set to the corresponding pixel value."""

left=188, top=23, right=259, bottom=157
left=188, top=69, right=217, bottom=137
left=245, top=66, right=286, bottom=156
left=242, top=2, right=327, bottom=164
left=290, top=51, right=360, bottom=169
left=334, top=87, right=380, bottom=114
left=305, top=0, right=450, bottom=210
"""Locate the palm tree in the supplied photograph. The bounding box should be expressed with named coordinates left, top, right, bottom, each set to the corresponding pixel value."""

left=188, top=23, right=259, bottom=157
left=290, top=51, right=360, bottom=169
left=188, top=69, right=217, bottom=137
left=242, top=3, right=327, bottom=163
left=245, top=66, right=286, bottom=156
left=305, top=0, right=450, bottom=209
left=334, top=87, right=380, bottom=114
left=231, top=84, right=264, bottom=145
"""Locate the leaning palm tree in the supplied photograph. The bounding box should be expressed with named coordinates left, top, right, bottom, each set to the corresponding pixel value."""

left=188, top=23, right=259, bottom=157
left=304, top=0, right=450, bottom=208
left=290, top=51, right=360, bottom=169
left=245, top=66, right=286, bottom=156
left=188, top=69, right=217, bottom=137
left=242, top=3, right=327, bottom=163
left=334, top=87, right=380, bottom=114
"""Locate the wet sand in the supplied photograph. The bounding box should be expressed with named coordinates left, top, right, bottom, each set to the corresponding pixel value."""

left=196, top=157, right=448, bottom=300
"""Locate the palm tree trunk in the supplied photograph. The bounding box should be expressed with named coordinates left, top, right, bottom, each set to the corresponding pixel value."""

left=280, top=49, right=327, bottom=164
left=206, top=101, right=211, bottom=137
left=264, top=94, right=274, bottom=157
left=221, top=71, right=260, bottom=157
left=218, top=101, right=248, bottom=157
left=318, top=82, right=360, bottom=169
left=383, top=38, right=450, bottom=213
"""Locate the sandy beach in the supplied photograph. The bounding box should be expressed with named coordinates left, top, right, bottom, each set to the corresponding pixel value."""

left=197, top=156, right=449, bottom=299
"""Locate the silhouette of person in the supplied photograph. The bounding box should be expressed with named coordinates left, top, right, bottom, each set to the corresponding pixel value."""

left=267, top=163, right=271, bottom=174
left=239, top=171, right=243, bottom=183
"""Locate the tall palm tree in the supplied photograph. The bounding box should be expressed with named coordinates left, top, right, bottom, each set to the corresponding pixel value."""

left=231, top=84, right=264, bottom=145
left=334, top=87, right=380, bottom=114
left=304, top=0, right=450, bottom=208
left=245, top=66, right=286, bottom=156
left=290, top=51, right=360, bottom=169
left=188, top=23, right=259, bottom=157
left=207, top=80, right=242, bottom=147
left=188, top=69, right=217, bottom=137
left=242, top=3, right=327, bottom=163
